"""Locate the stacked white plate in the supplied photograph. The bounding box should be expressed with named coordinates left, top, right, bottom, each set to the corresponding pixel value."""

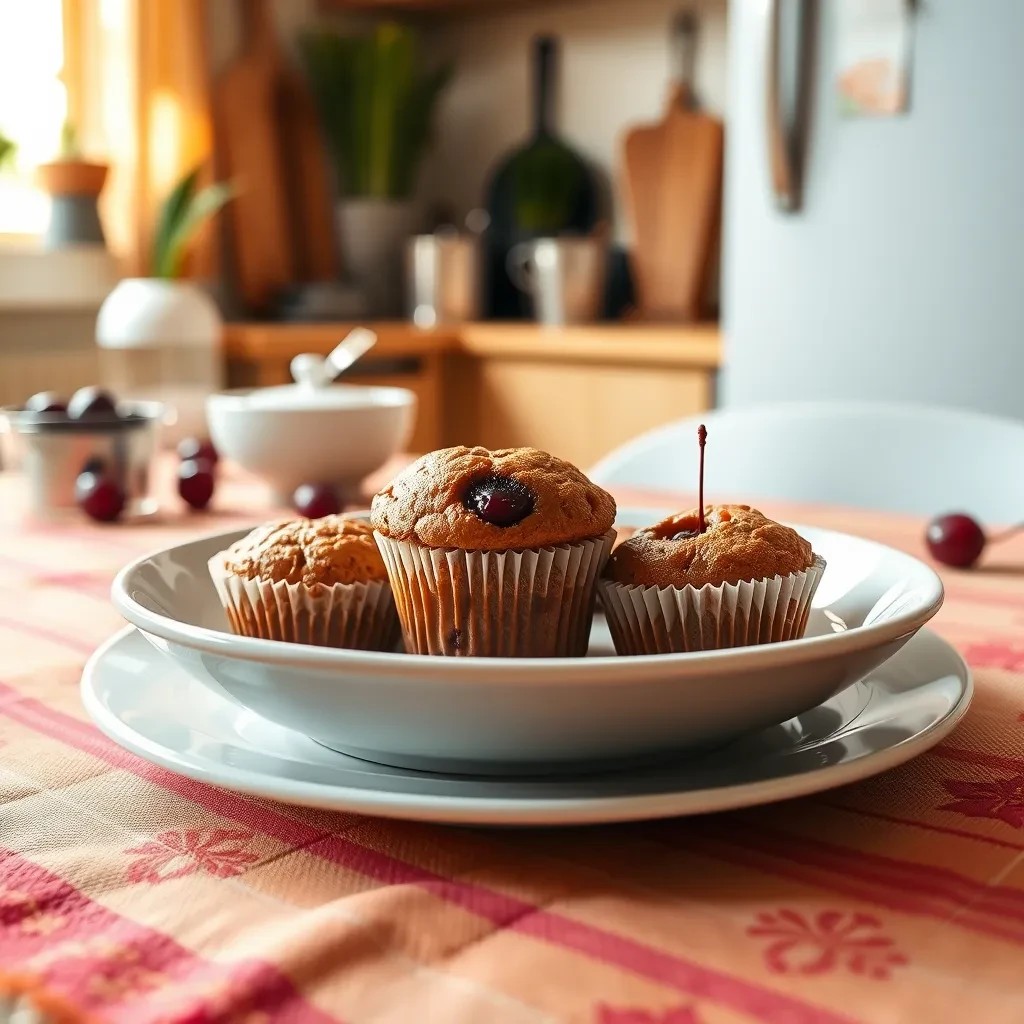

left=85, top=510, right=968, bottom=826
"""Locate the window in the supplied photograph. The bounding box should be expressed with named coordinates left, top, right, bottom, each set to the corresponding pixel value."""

left=0, top=0, right=68, bottom=237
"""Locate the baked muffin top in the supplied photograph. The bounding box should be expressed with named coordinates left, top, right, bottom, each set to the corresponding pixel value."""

left=370, top=445, right=616, bottom=551
left=604, top=504, right=813, bottom=588
left=220, top=516, right=388, bottom=587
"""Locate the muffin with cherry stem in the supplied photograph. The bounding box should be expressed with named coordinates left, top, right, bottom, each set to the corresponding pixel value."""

left=599, top=426, right=825, bottom=655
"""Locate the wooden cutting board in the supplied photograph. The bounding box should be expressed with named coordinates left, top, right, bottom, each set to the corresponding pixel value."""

left=278, top=69, right=340, bottom=283
left=622, top=18, right=724, bottom=322
left=214, top=0, right=337, bottom=313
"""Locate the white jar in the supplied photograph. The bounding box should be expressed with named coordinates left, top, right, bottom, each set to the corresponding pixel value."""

left=96, top=278, right=222, bottom=445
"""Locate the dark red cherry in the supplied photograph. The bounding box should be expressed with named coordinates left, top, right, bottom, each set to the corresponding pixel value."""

left=178, top=458, right=215, bottom=510
left=926, top=513, right=986, bottom=568
left=67, top=386, right=117, bottom=420
left=25, top=391, right=67, bottom=414
left=293, top=482, right=340, bottom=519
left=463, top=475, right=534, bottom=527
left=178, top=436, right=219, bottom=465
left=75, top=471, right=125, bottom=522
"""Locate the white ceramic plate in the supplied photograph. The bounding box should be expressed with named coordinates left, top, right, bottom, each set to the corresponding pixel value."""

left=110, top=509, right=944, bottom=774
left=82, top=626, right=971, bottom=826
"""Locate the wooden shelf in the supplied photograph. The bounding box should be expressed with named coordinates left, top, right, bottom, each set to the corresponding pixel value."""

left=223, top=320, right=720, bottom=368
left=316, top=0, right=561, bottom=15
left=222, top=319, right=721, bottom=466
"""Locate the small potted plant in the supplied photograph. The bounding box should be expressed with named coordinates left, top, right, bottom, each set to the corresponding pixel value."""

left=36, top=121, right=110, bottom=249
left=0, top=129, right=15, bottom=174
left=95, top=166, right=234, bottom=444
left=298, top=22, right=452, bottom=315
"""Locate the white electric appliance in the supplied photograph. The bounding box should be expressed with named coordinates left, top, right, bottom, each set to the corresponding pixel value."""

left=723, top=0, right=1024, bottom=418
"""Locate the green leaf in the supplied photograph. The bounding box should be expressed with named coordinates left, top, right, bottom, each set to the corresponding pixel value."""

left=153, top=179, right=235, bottom=279
left=295, top=23, right=452, bottom=200
left=151, top=167, right=200, bottom=276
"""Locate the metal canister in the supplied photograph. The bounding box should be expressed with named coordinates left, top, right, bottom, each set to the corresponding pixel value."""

left=406, top=233, right=482, bottom=327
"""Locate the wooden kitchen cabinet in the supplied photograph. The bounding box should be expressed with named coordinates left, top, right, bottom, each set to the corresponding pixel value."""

left=223, top=321, right=720, bottom=468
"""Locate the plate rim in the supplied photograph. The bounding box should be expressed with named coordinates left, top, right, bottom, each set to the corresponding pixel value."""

left=110, top=515, right=945, bottom=680
left=81, top=625, right=973, bottom=826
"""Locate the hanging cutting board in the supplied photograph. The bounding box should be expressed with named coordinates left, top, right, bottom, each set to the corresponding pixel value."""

left=621, top=14, right=724, bottom=322
left=278, top=69, right=340, bottom=283
left=214, top=0, right=338, bottom=313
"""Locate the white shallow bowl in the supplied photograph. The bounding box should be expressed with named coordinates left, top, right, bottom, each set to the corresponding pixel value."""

left=206, top=384, right=415, bottom=500
left=111, top=513, right=944, bottom=775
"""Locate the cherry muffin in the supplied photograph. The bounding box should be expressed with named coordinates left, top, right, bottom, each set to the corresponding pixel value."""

left=209, top=515, right=399, bottom=650
left=599, top=504, right=824, bottom=655
left=371, top=446, right=616, bottom=657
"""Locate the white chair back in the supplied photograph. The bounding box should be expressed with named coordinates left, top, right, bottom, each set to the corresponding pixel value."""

left=588, top=401, right=1024, bottom=522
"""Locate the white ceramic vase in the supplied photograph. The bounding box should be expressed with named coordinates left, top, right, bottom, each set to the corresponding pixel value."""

left=335, top=199, right=421, bottom=316
left=95, top=278, right=223, bottom=446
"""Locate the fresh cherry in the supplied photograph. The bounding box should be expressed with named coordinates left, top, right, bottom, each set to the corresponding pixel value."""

left=926, top=513, right=987, bottom=568
left=75, top=471, right=125, bottom=522
left=293, top=482, right=340, bottom=519
left=24, top=391, right=67, bottom=414
left=178, top=436, right=219, bottom=465
left=67, top=386, right=117, bottom=420
left=178, top=458, right=216, bottom=510
left=463, top=475, right=534, bottom=527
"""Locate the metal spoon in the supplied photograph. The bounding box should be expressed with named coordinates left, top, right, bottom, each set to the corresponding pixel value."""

left=289, top=327, right=377, bottom=389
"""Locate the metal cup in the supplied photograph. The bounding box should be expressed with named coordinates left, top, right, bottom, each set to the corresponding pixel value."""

left=506, top=236, right=608, bottom=325
left=0, top=401, right=163, bottom=520
left=406, top=233, right=482, bottom=327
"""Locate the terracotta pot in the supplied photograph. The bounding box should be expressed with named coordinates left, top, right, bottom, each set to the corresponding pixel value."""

left=36, top=160, right=108, bottom=197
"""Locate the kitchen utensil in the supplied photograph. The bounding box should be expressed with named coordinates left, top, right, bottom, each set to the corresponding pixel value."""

left=484, top=35, right=601, bottom=318
left=621, top=13, right=724, bottom=321
left=406, top=232, right=482, bottom=326
left=288, top=327, right=377, bottom=388
left=0, top=401, right=163, bottom=520
left=278, top=64, right=340, bottom=283
left=215, top=0, right=295, bottom=313
left=111, top=511, right=944, bottom=775
left=84, top=625, right=969, bottom=825
left=205, top=384, right=414, bottom=503
left=507, top=235, right=608, bottom=325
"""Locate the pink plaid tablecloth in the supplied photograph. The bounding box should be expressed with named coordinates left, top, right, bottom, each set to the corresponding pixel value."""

left=2, top=459, right=1024, bottom=1024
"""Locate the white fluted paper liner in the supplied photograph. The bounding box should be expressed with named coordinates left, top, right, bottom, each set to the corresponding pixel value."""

left=598, top=554, right=826, bottom=656
left=208, top=555, right=400, bottom=651
left=374, top=529, right=616, bottom=657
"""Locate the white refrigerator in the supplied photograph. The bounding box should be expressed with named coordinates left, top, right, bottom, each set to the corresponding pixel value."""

left=722, top=0, right=1024, bottom=419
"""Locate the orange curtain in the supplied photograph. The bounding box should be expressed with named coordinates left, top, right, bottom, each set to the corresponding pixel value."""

left=67, top=0, right=217, bottom=276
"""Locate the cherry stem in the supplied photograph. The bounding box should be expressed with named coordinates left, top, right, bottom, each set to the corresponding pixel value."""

left=987, top=520, right=1024, bottom=544
left=697, top=424, right=707, bottom=534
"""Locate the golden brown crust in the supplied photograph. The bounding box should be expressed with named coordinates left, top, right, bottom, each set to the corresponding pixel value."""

left=604, top=504, right=814, bottom=588
left=221, top=516, right=388, bottom=587
left=370, top=446, right=616, bottom=551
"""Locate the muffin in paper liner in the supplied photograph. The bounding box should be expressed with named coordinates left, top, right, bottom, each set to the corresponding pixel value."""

left=598, top=554, right=826, bottom=656
left=209, top=553, right=400, bottom=651
left=374, top=529, right=616, bottom=657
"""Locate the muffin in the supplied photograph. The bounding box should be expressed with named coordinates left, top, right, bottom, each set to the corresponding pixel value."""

left=599, top=504, right=825, bottom=655
left=209, top=515, right=400, bottom=650
left=371, top=446, right=616, bottom=657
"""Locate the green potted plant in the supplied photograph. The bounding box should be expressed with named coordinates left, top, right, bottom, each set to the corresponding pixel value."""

left=0, top=129, right=16, bottom=174
left=35, top=121, right=110, bottom=249
left=298, top=22, right=452, bottom=314
left=95, top=166, right=234, bottom=444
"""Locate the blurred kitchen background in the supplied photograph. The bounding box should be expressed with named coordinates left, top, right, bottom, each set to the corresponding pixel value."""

left=1, top=0, right=1022, bottom=469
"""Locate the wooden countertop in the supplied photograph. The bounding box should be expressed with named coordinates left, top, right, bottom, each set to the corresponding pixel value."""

left=223, top=321, right=722, bottom=369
